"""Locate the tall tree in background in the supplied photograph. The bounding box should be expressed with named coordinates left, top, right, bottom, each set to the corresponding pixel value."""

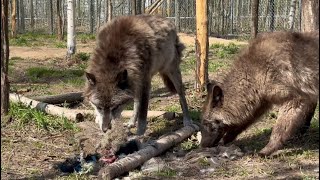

left=67, top=0, right=76, bottom=59
left=48, top=0, right=54, bottom=35
left=142, top=0, right=145, bottom=13
left=96, top=0, right=102, bottom=30
left=301, top=0, right=319, bottom=32
left=136, top=0, right=142, bottom=14
left=30, top=0, right=34, bottom=32
left=175, top=0, right=180, bottom=31
left=11, top=0, right=17, bottom=37
left=132, top=0, right=137, bottom=15
left=89, top=0, right=94, bottom=33
left=251, top=0, right=259, bottom=38
left=288, top=0, right=297, bottom=31
left=195, top=0, right=208, bottom=92
left=57, top=0, right=64, bottom=40
left=107, top=0, right=112, bottom=22
left=1, top=0, right=10, bottom=115
left=19, top=0, right=25, bottom=33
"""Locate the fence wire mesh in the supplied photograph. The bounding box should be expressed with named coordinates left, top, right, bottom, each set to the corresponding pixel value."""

left=10, top=0, right=302, bottom=37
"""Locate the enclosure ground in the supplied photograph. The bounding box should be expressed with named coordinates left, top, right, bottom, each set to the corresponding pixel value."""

left=1, top=34, right=318, bottom=180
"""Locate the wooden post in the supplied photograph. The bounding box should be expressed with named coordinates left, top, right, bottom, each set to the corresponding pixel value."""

left=107, top=0, right=112, bottom=22
left=1, top=0, right=10, bottom=115
left=195, top=0, right=209, bottom=92
left=11, top=0, right=17, bottom=38
left=251, top=0, right=259, bottom=38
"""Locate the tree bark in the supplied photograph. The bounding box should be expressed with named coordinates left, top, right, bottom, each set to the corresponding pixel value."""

left=142, top=0, right=145, bottom=13
left=251, top=0, right=259, bottom=38
left=269, top=0, right=275, bottom=31
left=96, top=0, right=102, bottom=31
left=57, top=0, right=64, bottom=40
left=195, top=0, right=208, bottom=92
left=11, top=0, right=17, bottom=38
left=98, top=124, right=200, bottom=179
left=1, top=0, right=10, bottom=115
left=301, top=0, right=319, bottom=32
left=48, top=0, right=54, bottom=35
left=31, top=92, right=84, bottom=104
left=136, top=0, right=142, bottom=14
left=167, top=0, right=171, bottom=16
left=89, top=0, right=94, bottom=33
left=132, top=0, right=137, bottom=15
left=9, top=93, right=84, bottom=122
left=288, top=0, right=297, bottom=31
left=174, top=0, right=180, bottom=31
left=107, top=0, right=112, bottom=22
left=30, top=0, right=34, bottom=32
left=67, top=0, right=76, bottom=59
left=19, top=0, right=25, bottom=33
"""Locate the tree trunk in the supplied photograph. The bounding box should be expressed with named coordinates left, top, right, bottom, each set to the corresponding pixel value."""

left=1, top=0, right=10, bottom=115
left=269, top=0, right=275, bottom=31
left=136, top=0, right=142, bottom=14
left=288, top=0, right=297, bottom=31
left=88, top=0, right=94, bottom=33
left=30, top=0, right=34, bottom=32
left=98, top=124, right=200, bottom=179
left=195, top=0, right=208, bottom=92
left=167, top=0, right=171, bottom=16
left=174, top=0, right=180, bottom=31
left=142, top=0, right=145, bottom=13
left=11, top=0, right=17, bottom=38
left=107, top=0, right=112, bottom=22
left=132, top=0, right=137, bottom=15
left=301, top=0, right=319, bottom=32
left=96, top=0, right=102, bottom=31
left=67, top=0, right=76, bottom=59
left=19, top=0, right=25, bottom=33
left=251, top=0, right=259, bottom=38
left=48, top=0, right=54, bottom=35
left=57, top=0, right=64, bottom=40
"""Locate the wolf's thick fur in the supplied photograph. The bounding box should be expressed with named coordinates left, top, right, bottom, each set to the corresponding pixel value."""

left=200, top=31, right=319, bottom=156
left=84, top=15, right=192, bottom=134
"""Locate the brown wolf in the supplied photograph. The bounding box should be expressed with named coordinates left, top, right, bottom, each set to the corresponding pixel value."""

left=84, top=15, right=192, bottom=135
left=200, top=31, right=319, bottom=156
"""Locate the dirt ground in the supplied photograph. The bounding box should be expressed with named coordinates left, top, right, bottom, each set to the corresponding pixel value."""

left=1, top=33, right=319, bottom=180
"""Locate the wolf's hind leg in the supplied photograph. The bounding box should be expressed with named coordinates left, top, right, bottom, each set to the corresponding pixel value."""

left=165, top=69, right=192, bottom=126
left=259, top=99, right=311, bottom=156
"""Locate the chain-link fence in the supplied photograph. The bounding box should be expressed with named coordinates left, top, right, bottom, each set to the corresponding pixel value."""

left=10, top=0, right=302, bottom=37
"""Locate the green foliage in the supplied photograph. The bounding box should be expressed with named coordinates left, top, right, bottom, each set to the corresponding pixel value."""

left=75, top=52, right=90, bottom=61
left=9, top=102, right=78, bottom=131
left=26, top=67, right=84, bottom=82
left=55, top=41, right=67, bottom=48
left=210, top=43, right=241, bottom=59
left=156, top=168, right=177, bottom=177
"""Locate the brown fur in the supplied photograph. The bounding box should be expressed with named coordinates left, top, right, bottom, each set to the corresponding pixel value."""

left=200, top=31, right=319, bottom=156
left=84, top=15, right=192, bottom=134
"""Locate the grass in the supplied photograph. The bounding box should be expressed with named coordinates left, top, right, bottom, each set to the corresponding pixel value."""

left=155, top=168, right=177, bottom=177
left=8, top=102, right=78, bottom=132
left=26, top=66, right=84, bottom=82
left=74, top=52, right=91, bottom=61
left=210, top=42, right=241, bottom=59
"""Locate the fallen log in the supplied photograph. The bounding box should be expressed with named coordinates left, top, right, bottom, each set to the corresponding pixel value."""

left=9, top=93, right=176, bottom=122
left=9, top=93, right=85, bottom=122
left=98, top=124, right=200, bottom=180
left=31, top=92, right=84, bottom=104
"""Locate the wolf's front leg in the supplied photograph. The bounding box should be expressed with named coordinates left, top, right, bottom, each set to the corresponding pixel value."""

left=124, top=98, right=139, bottom=128
left=136, top=80, right=151, bottom=135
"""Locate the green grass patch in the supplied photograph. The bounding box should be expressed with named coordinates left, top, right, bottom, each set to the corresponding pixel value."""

left=180, top=137, right=199, bottom=151
left=164, top=104, right=181, bottom=113
left=9, top=102, right=78, bottom=132
left=26, top=67, right=84, bottom=82
left=75, top=52, right=90, bottom=61
left=198, top=157, right=211, bottom=167
left=181, top=56, right=196, bottom=74
left=55, top=41, right=67, bottom=48
left=208, top=60, right=229, bottom=72
left=210, top=43, right=241, bottom=59
left=10, top=56, right=24, bottom=61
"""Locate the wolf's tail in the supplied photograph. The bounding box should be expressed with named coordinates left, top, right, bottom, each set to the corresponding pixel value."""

left=160, top=73, right=177, bottom=94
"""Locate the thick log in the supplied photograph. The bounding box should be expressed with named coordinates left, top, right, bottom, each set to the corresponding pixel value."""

left=98, top=124, right=200, bottom=179
left=10, top=93, right=176, bottom=121
left=9, top=93, right=84, bottom=122
left=31, top=92, right=84, bottom=104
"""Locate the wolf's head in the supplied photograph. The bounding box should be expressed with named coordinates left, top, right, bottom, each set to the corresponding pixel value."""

left=84, top=69, right=133, bottom=133
left=200, top=82, right=227, bottom=147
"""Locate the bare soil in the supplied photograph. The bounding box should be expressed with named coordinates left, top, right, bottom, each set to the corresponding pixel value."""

left=1, top=34, right=318, bottom=180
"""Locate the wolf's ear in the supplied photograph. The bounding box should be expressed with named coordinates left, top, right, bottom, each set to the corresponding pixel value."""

left=117, top=69, right=129, bottom=90
left=85, top=72, right=96, bottom=86
left=209, top=84, right=223, bottom=108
